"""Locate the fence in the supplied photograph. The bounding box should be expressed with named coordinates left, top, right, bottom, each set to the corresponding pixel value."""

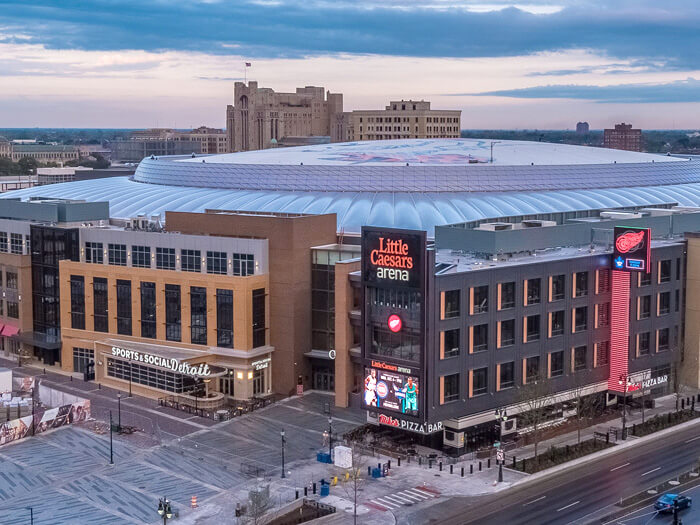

left=0, top=399, right=91, bottom=447
left=158, top=395, right=274, bottom=420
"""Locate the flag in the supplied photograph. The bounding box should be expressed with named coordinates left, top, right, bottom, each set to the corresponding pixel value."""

left=245, top=62, right=251, bottom=67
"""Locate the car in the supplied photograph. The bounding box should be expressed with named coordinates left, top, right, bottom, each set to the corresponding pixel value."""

left=654, top=493, right=692, bottom=513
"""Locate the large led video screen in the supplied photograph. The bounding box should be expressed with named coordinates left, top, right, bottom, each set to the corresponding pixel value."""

left=364, top=367, right=419, bottom=416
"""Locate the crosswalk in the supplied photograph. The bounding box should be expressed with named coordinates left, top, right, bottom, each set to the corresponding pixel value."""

left=369, top=486, right=440, bottom=511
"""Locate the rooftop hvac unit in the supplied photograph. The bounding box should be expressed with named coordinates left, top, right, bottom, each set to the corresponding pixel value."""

left=477, top=222, right=513, bottom=231
left=521, top=220, right=556, bottom=228
left=600, top=211, right=643, bottom=220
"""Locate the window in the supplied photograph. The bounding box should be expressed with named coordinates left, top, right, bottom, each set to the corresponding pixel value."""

left=116, top=280, right=132, bottom=336
left=676, top=289, right=680, bottom=312
left=597, top=302, right=610, bottom=327
left=6, top=271, right=17, bottom=289
left=639, top=295, right=651, bottom=319
left=525, top=315, right=540, bottom=342
left=73, top=347, right=94, bottom=374
left=443, top=290, right=460, bottom=319
left=156, top=247, right=176, bottom=270
left=659, top=260, right=671, bottom=283
left=526, top=278, right=541, bottom=305
left=253, top=367, right=265, bottom=395
left=657, top=328, right=669, bottom=351
left=596, top=341, right=610, bottom=367
left=181, top=249, right=201, bottom=273
left=574, top=306, right=588, bottom=332
left=140, top=282, right=156, bottom=339
left=525, top=356, right=540, bottom=383
left=676, top=258, right=681, bottom=281
left=107, top=357, right=193, bottom=394
left=472, top=323, right=488, bottom=352
left=499, top=362, right=515, bottom=390
left=132, top=246, right=151, bottom=268
left=7, top=301, right=19, bottom=318
left=551, top=310, right=564, bottom=337
left=639, top=272, right=651, bottom=287
left=68, top=275, right=85, bottom=329
left=442, top=373, right=460, bottom=403
left=500, top=282, right=515, bottom=309
left=252, top=288, right=266, bottom=347
left=442, top=329, right=460, bottom=358
left=574, top=345, right=587, bottom=371
left=10, top=233, right=22, bottom=254
left=597, top=269, right=610, bottom=293
left=658, top=292, right=670, bottom=315
left=500, top=319, right=515, bottom=347
left=108, top=244, right=127, bottom=266
left=471, top=367, right=488, bottom=396
left=472, top=285, right=488, bottom=314
left=216, top=289, right=234, bottom=348
left=551, top=274, right=565, bottom=301
left=85, top=242, right=103, bottom=264
left=93, top=277, right=108, bottom=332
left=190, top=286, right=207, bottom=345
left=550, top=351, right=564, bottom=377
left=574, top=271, right=588, bottom=297
left=165, top=284, right=181, bottom=342
left=638, top=332, right=650, bottom=356
left=233, top=253, right=255, bottom=276
left=0, top=232, right=7, bottom=252
left=207, top=251, right=227, bottom=275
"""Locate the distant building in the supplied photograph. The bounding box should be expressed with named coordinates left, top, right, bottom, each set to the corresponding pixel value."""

left=0, top=137, right=10, bottom=158
left=345, top=100, right=461, bottom=141
left=110, top=127, right=227, bottom=162
left=576, top=122, right=590, bottom=134
left=604, top=123, right=642, bottom=152
left=226, top=82, right=345, bottom=152
left=11, top=144, right=79, bottom=166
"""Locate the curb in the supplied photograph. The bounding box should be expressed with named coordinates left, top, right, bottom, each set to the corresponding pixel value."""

left=512, top=416, right=700, bottom=487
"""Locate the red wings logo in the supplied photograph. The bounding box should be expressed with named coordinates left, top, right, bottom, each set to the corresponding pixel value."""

left=616, top=230, right=645, bottom=253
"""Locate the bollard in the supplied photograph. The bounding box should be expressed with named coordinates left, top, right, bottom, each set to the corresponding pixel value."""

left=439, top=462, right=443, bottom=471
left=633, top=423, right=636, bottom=435
left=470, top=464, right=473, bottom=474
left=313, top=483, right=317, bottom=494
left=388, top=460, right=391, bottom=469
left=479, top=461, right=482, bottom=472
left=512, top=456, right=516, bottom=469
left=429, top=460, right=433, bottom=469
left=487, top=458, right=491, bottom=469
left=418, top=457, right=422, bottom=466
left=368, top=466, right=371, bottom=476
left=566, top=445, right=569, bottom=456
left=398, top=457, right=401, bottom=467
left=70, top=376, right=73, bottom=382
left=43, top=368, right=46, bottom=375
left=461, top=466, right=464, bottom=477
left=682, top=399, right=686, bottom=409
left=450, top=464, right=453, bottom=474
left=304, top=487, right=308, bottom=497
left=606, top=432, right=609, bottom=444
left=296, top=490, right=299, bottom=499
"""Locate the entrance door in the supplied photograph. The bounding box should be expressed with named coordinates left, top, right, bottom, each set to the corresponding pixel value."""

left=312, top=366, right=335, bottom=392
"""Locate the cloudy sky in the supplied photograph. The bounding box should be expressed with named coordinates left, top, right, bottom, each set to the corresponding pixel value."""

left=1, top=0, right=699, bottom=129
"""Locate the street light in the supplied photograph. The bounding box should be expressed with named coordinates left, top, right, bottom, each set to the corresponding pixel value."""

left=157, top=496, right=173, bottom=524
left=27, top=507, right=33, bottom=525
left=618, top=374, right=628, bottom=440
left=495, top=409, right=507, bottom=483
left=128, top=362, right=133, bottom=397
left=490, top=141, right=501, bottom=163
left=281, top=430, right=286, bottom=478
left=328, top=416, right=333, bottom=458
left=117, top=393, right=122, bottom=432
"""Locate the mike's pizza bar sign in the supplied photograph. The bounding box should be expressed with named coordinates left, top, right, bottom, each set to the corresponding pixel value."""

left=362, top=227, right=426, bottom=289
left=612, top=226, right=651, bottom=273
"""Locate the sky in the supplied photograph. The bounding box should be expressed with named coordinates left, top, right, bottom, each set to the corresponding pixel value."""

left=0, top=0, right=699, bottom=129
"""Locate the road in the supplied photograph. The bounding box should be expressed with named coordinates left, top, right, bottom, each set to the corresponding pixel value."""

left=405, top=422, right=700, bottom=525
left=612, top=483, right=699, bottom=524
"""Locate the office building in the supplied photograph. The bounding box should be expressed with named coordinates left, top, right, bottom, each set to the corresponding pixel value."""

left=604, top=123, right=642, bottom=152
left=576, top=122, right=590, bottom=134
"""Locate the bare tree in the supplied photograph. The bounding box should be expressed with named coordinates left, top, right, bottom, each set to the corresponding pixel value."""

left=245, top=483, right=272, bottom=525
left=516, top=380, right=552, bottom=460
left=571, top=377, right=599, bottom=445
left=671, top=350, right=688, bottom=412
left=338, top=443, right=370, bottom=525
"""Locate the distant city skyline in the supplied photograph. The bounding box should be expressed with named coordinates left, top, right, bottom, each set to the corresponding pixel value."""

left=0, top=1, right=699, bottom=129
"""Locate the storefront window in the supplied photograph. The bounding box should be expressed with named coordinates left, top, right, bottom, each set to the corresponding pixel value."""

left=191, top=286, right=207, bottom=345
left=93, top=277, right=108, bottom=332
left=107, top=357, right=195, bottom=394
left=165, top=284, right=181, bottom=342
left=216, top=289, right=233, bottom=348
left=73, top=347, right=94, bottom=374
left=253, top=367, right=265, bottom=395
left=116, top=280, right=132, bottom=336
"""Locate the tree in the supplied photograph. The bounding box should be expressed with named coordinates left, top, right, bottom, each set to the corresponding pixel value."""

left=245, top=483, right=272, bottom=525
left=17, top=156, right=38, bottom=175
left=571, top=378, right=600, bottom=445
left=671, top=349, right=688, bottom=412
left=516, top=380, right=553, bottom=460
left=338, top=444, right=370, bottom=525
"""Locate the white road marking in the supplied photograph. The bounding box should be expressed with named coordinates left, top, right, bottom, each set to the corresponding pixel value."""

left=523, top=496, right=546, bottom=506
left=610, top=462, right=631, bottom=471
left=374, top=497, right=401, bottom=509
left=371, top=500, right=390, bottom=510
left=399, top=491, right=425, bottom=502
left=641, top=467, right=661, bottom=476
left=387, top=494, right=414, bottom=504
left=685, top=435, right=700, bottom=443
left=412, top=487, right=438, bottom=498
left=404, top=488, right=430, bottom=499
left=557, top=501, right=580, bottom=512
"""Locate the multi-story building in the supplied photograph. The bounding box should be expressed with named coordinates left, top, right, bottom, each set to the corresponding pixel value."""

left=11, top=144, right=80, bottom=165
left=110, top=127, right=228, bottom=162
left=604, top=123, right=642, bottom=151
left=576, top=122, right=590, bottom=134
left=0, top=137, right=10, bottom=158
left=226, top=82, right=345, bottom=152
left=345, top=100, right=461, bottom=141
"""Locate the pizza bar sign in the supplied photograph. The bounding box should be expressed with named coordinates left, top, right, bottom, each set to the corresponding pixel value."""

left=378, top=414, right=443, bottom=435
left=627, top=374, right=668, bottom=392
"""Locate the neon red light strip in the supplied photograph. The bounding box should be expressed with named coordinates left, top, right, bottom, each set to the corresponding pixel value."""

left=608, top=270, right=630, bottom=392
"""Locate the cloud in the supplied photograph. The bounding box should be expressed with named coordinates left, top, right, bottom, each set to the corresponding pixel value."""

left=464, top=77, right=700, bottom=103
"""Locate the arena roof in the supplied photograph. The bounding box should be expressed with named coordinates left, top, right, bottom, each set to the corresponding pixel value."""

left=2, top=139, right=700, bottom=235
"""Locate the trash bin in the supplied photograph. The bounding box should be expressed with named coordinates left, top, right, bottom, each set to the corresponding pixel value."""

left=320, top=484, right=330, bottom=497
left=371, top=467, right=382, bottom=479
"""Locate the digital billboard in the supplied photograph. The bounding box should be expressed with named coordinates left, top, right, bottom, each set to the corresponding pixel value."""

left=612, top=226, right=651, bottom=273
left=361, top=227, right=426, bottom=289
left=364, top=367, right=419, bottom=416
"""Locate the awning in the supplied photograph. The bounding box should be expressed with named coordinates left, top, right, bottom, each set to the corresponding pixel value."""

left=1, top=324, right=19, bottom=337
left=12, top=331, right=61, bottom=349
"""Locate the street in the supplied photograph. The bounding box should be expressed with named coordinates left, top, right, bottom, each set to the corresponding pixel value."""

left=611, top=483, right=699, bottom=525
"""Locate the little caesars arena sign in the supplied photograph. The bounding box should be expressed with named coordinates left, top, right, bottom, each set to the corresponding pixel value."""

left=111, top=346, right=211, bottom=378
left=362, top=227, right=426, bottom=288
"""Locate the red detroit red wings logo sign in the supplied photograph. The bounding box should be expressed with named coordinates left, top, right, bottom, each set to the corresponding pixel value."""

left=615, top=230, right=645, bottom=253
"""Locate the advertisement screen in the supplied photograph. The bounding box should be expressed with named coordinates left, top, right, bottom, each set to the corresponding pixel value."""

left=362, top=227, right=426, bottom=289
left=364, top=368, right=419, bottom=416
left=612, top=226, right=651, bottom=273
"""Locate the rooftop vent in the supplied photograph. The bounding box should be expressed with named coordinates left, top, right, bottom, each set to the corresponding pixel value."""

left=521, top=220, right=556, bottom=228
left=477, top=222, right=513, bottom=231
left=600, top=211, right=643, bottom=220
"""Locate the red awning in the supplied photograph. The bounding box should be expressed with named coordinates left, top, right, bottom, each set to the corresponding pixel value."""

left=1, top=324, right=19, bottom=337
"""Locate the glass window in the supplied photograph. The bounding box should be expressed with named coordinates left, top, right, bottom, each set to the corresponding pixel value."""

left=638, top=332, right=650, bottom=356
left=526, top=315, right=540, bottom=342
left=132, top=246, right=151, bottom=268
left=500, top=319, right=515, bottom=347
left=85, top=242, right=103, bottom=264
left=253, top=367, right=265, bottom=395
left=473, top=285, right=488, bottom=314
left=472, top=324, right=488, bottom=352
left=216, top=289, right=234, bottom=348
left=499, top=362, right=515, bottom=389
left=551, top=310, right=564, bottom=337
left=574, top=345, right=587, bottom=371
left=70, top=275, right=85, bottom=330
left=500, top=282, right=515, bottom=309
left=443, top=290, right=460, bottom=318
left=207, top=251, right=227, bottom=275
left=574, top=306, right=588, bottom=332
left=596, top=341, right=610, bottom=366
left=659, top=260, right=671, bottom=283
left=0, top=232, right=7, bottom=252
left=442, top=328, right=459, bottom=358
left=597, top=269, right=610, bottom=293
left=639, top=295, right=651, bottom=319
left=6, top=272, right=17, bottom=289
left=107, top=357, right=194, bottom=394
left=526, top=278, right=540, bottom=305
left=597, top=302, right=610, bottom=327
left=639, top=272, right=651, bottom=287
left=575, top=271, right=588, bottom=297
left=181, top=249, right=201, bottom=273
left=10, top=233, right=22, bottom=254
left=156, top=247, right=176, bottom=270
left=165, top=284, right=181, bottom=342
left=7, top=301, right=19, bottom=318
left=233, top=253, right=255, bottom=276
left=525, top=356, right=540, bottom=383
left=658, top=292, right=670, bottom=315
left=550, top=350, right=564, bottom=377
left=252, top=288, right=266, bottom=347
left=551, top=274, right=565, bottom=301
left=140, top=281, right=156, bottom=339
left=190, top=286, right=207, bottom=345
left=93, top=277, right=108, bottom=332
left=443, top=373, right=460, bottom=403
left=72, top=347, right=94, bottom=374
left=658, top=328, right=669, bottom=351
left=472, top=367, right=488, bottom=396
left=116, top=280, right=132, bottom=336
left=108, top=244, right=127, bottom=266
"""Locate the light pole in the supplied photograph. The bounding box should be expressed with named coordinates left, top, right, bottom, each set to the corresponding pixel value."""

left=157, top=496, right=173, bottom=524
left=117, top=393, right=122, bottom=432
left=495, top=408, right=507, bottom=483
left=128, top=362, right=133, bottom=397
left=328, top=416, right=333, bottom=458
left=490, top=141, right=501, bottom=163
left=27, top=507, right=33, bottom=525
left=281, top=430, right=286, bottom=478
left=618, top=374, right=628, bottom=440
left=109, top=410, right=114, bottom=465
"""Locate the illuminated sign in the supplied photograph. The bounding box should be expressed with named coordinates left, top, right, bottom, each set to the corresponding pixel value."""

left=626, top=374, right=668, bottom=392
left=110, top=346, right=211, bottom=378
left=252, top=357, right=271, bottom=370
left=370, top=360, right=413, bottom=375
left=377, top=414, right=443, bottom=435
left=364, top=367, right=419, bottom=416
left=612, top=226, right=651, bottom=273
left=362, top=227, right=425, bottom=289
left=387, top=314, right=402, bottom=333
